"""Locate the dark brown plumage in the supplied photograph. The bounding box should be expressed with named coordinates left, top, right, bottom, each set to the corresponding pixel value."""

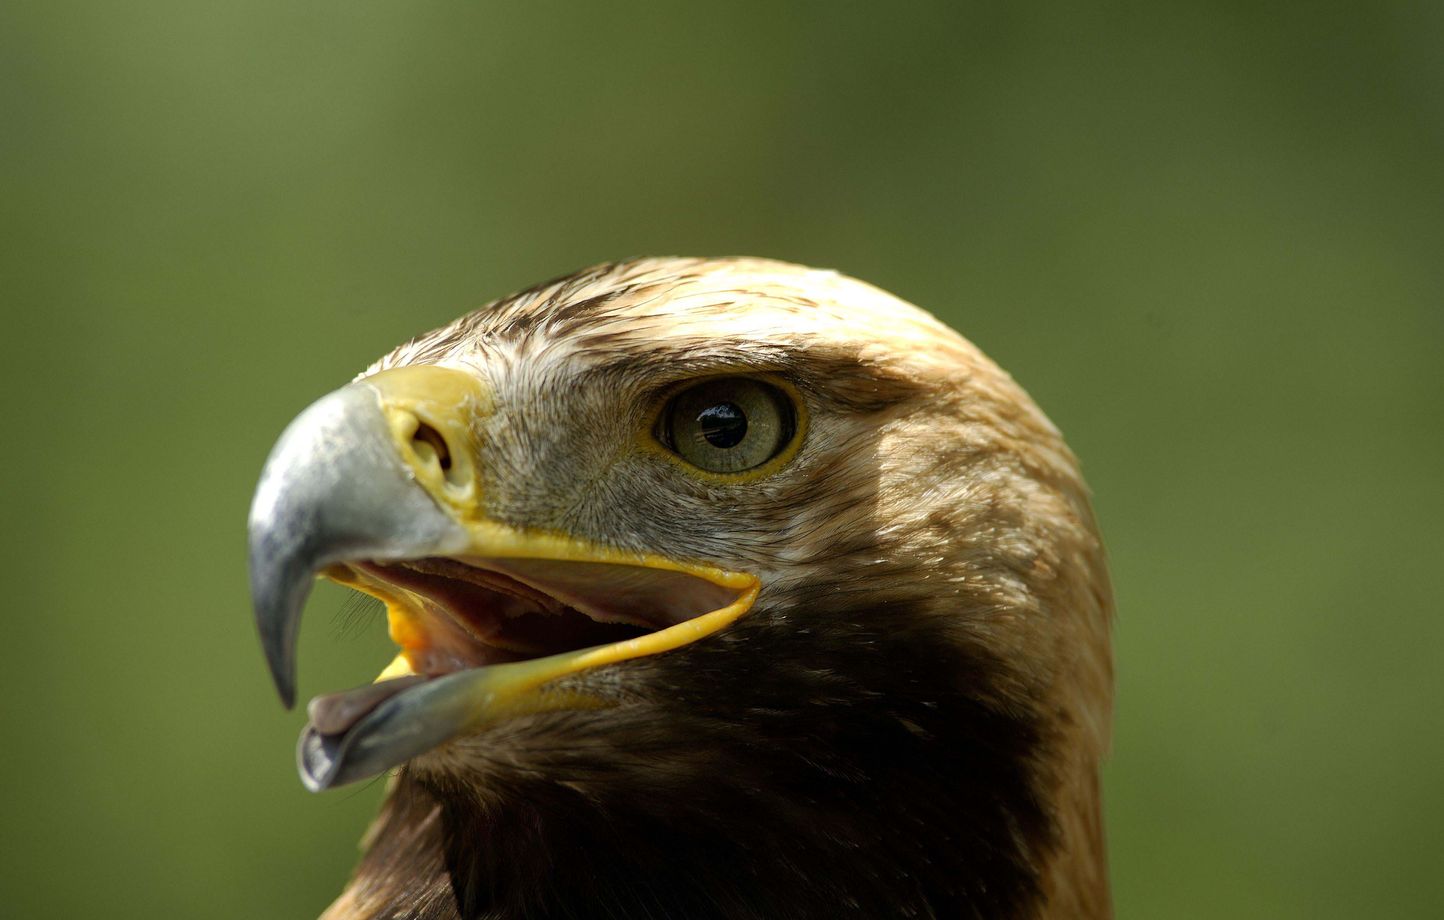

left=249, top=257, right=1113, bottom=920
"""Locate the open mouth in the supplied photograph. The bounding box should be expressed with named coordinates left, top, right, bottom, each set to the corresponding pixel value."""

left=296, top=555, right=757, bottom=790
left=356, top=556, right=745, bottom=671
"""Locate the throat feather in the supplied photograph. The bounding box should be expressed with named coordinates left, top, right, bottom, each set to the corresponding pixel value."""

left=325, top=610, right=1069, bottom=920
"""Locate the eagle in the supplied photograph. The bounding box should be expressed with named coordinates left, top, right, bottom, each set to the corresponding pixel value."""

left=247, top=257, right=1113, bottom=920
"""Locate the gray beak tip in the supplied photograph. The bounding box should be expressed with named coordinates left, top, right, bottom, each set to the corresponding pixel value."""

left=269, top=659, right=298, bottom=711
left=254, top=602, right=300, bottom=710
left=249, top=535, right=310, bottom=711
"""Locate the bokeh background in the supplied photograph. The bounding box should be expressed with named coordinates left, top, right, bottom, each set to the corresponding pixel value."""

left=3, top=2, right=1440, bottom=917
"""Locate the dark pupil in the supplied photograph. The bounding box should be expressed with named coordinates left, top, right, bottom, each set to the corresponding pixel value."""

left=696, top=402, right=748, bottom=448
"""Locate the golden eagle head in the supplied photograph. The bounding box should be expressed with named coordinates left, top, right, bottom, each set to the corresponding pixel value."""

left=248, top=257, right=1113, bottom=919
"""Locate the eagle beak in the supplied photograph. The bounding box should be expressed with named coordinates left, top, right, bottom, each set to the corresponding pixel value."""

left=248, top=366, right=759, bottom=791
left=247, top=369, right=474, bottom=708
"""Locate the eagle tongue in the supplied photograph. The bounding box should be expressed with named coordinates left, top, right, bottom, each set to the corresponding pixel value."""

left=306, top=675, right=427, bottom=735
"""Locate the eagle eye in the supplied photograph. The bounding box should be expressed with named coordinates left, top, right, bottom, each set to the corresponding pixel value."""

left=657, top=377, right=797, bottom=474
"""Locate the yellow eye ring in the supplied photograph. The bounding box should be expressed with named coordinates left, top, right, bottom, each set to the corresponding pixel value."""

left=647, top=375, right=806, bottom=481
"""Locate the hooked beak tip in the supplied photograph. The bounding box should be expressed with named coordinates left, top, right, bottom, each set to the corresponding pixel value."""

left=269, top=658, right=298, bottom=710
left=256, top=601, right=299, bottom=709
left=249, top=540, right=311, bottom=711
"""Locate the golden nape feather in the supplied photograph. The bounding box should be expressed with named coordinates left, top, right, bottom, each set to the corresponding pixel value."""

left=247, top=257, right=1113, bottom=920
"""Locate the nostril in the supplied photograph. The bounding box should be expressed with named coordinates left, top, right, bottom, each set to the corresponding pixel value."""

left=411, top=421, right=452, bottom=472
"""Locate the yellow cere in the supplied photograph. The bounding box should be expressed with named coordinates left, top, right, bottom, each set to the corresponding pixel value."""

left=362, top=364, right=490, bottom=509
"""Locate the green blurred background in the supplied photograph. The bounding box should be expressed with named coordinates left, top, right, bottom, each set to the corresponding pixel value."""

left=2, top=2, right=1440, bottom=917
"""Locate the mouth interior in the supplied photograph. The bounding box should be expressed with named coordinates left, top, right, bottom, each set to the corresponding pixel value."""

left=298, top=556, right=752, bottom=787
left=322, top=555, right=740, bottom=697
